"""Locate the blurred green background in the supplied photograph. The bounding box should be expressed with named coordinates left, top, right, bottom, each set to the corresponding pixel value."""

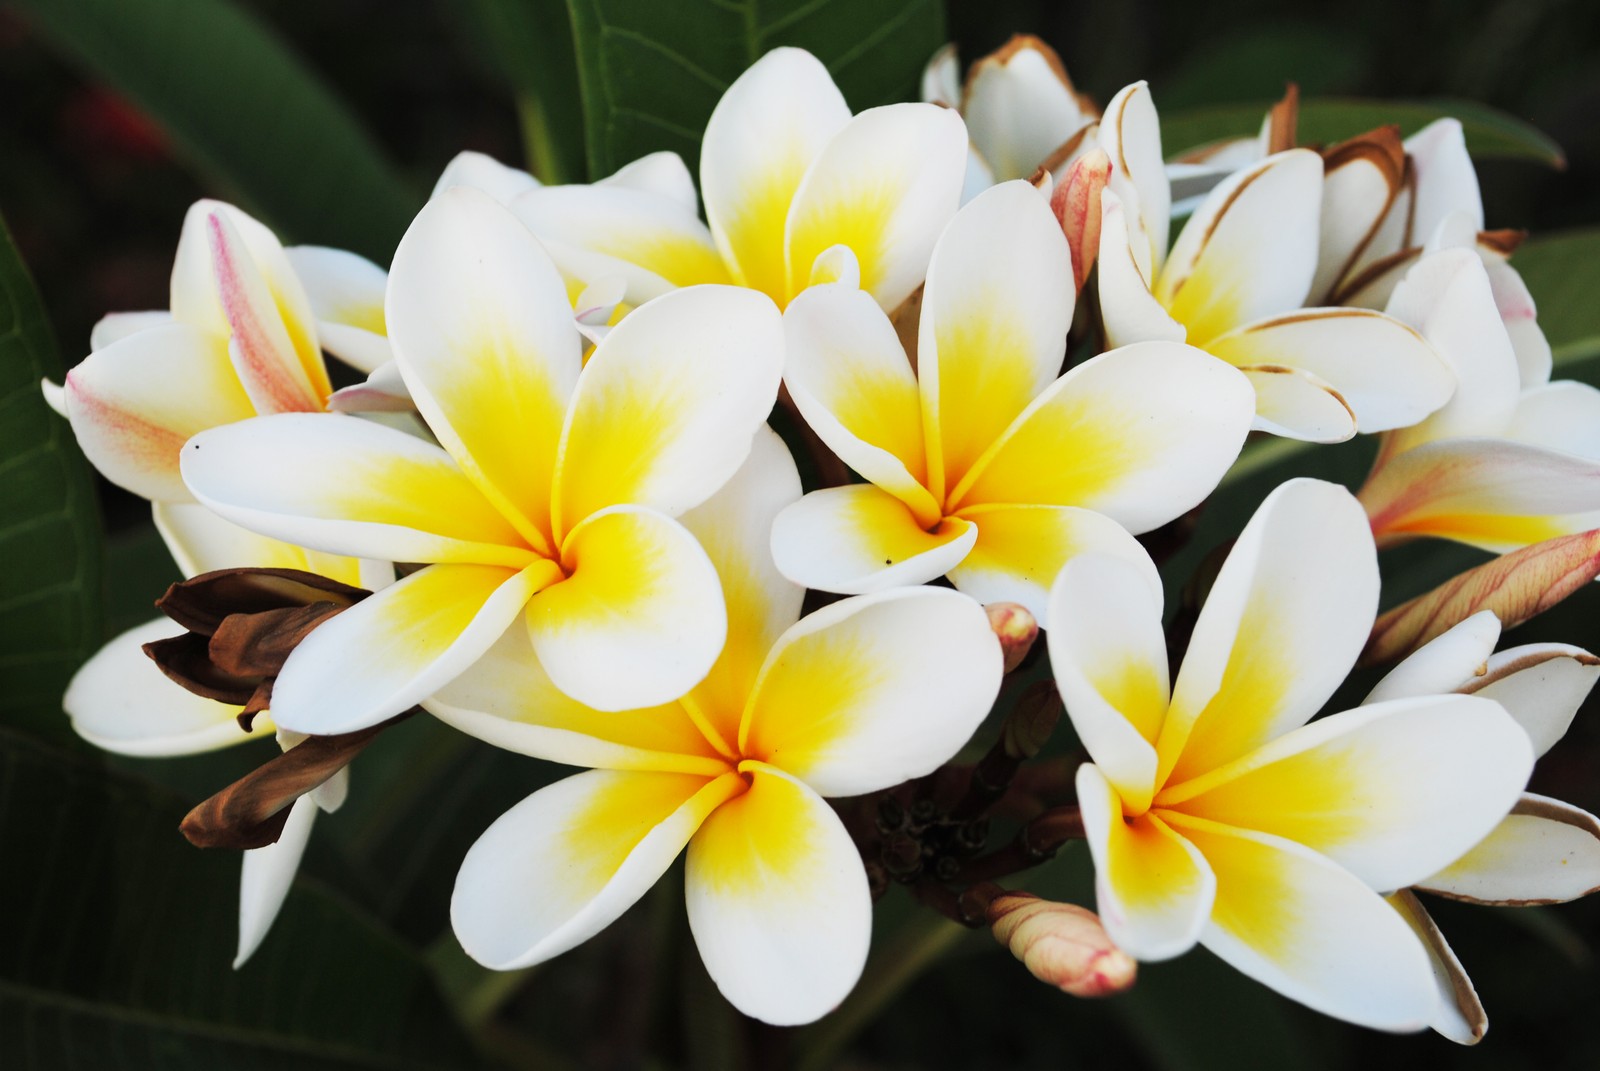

left=3, top=0, right=1600, bottom=1067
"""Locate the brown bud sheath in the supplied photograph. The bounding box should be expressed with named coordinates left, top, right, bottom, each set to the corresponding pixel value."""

left=987, top=892, right=1136, bottom=998
left=985, top=602, right=1039, bottom=674
left=1049, top=148, right=1110, bottom=294
left=181, top=714, right=405, bottom=849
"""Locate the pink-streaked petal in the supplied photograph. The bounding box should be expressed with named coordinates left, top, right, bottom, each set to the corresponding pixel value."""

left=235, top=793, right=316, bottom=967
left=1467, top=643, right=1600, bottom=758
left=1405, top=119, right=1484, bottom=243
left=1078, top=764, right=1215, bottom=961
left=64, top=618, right=269, bottom=756
left=1241, top=365, right=1357, bottom=443
left=181, top=413, right=534, bottom=565
left=530, top=505, right=726, bottom=712
left=686, top=764, right=871, bottom=1025
left=65, top=322, right=253, bottom=501
left=962, top=37, right=1092, bottom=182
left=1162, top=694, right=1533, bottom=892
left=553, top=285, right=782, bottom=535
left=598, top=151, right=699, bottom=214
left=430, top=150, right=539, bottom=203
left=510, top=183, right=729, bottom=304
left=454, top=769, right=739, bottom=969
left=271, top=561, right=559, bottom=735
left=1387, top=891, right=1487, bottom=1045
left=1363, top=611, right=1501, bottom=706
left=1384, top=249, right=1519, bottom=450
left=785, top=102, right=968, bottom=312
left=919, top=181, right=1074, bottom=492
left=1417, top=794, right=1600, bottom=905
left=949, top=341, right=1253, bottom=534
left=1359, top=437, right=1600, bottom=552
left=770, top=484, right=977, bottom=595
left=202, top=208, right=327, bottom=411
left=782, top=284, right=936, bottom=518
left=387, top=186, right=583, bottom=552
left=677, top=427, right=805, bottom=740
left=701, top=48, right=851, bottom=300
left=1100, top=82, right=1170, bottom=275
left=1162, top=479, right=1377, bottom=784
left=1166, top=814, right=1439, bottom=1032
left=1157, top=150, right=1322, bottom=346
left=89, top=310, right=172, bottom=352
left=1208, top=308, right=1453, bottom=434
left=1049, top=555, right=1168, bottom=811
left=950, top=504, right=1160, bottom=627
left=1096, top=189, right=1186, bottom=349
left=284, top=245, right=389, bottom=373
left=738, top=587, right=1002, bottom=797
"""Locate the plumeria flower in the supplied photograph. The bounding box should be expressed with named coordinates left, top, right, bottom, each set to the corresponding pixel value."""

left=1358, top=247, right=1600, bottom=550
left=1095, top=84, right=1454, bottom=442
left=1366, top=611, right=1600, bottom=1043
left=180, top=187, right=784, bottom=731
left=432, top=429, right=1004, bottom=1025
left=505, top=48, right=967, bottom=315
left=921, top=35, right=1098, bottom=197
left=1048, top=478, right=1533, bottom=1028
left=772, top=179, right=1254, bottom=623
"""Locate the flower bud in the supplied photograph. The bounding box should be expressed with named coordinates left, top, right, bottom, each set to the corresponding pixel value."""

left=985, top=601, right=1038, bottom=674
left=987, top=892, right=1136, bottom=998
left=1049, top=148, right=1110, bottom=293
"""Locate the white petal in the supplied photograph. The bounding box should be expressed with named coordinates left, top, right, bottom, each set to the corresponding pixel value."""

left=234, top=793, right=317, bottom=968
left=1405, top=119, right=1484, bottom=242
left=454, top=769, right=737, bottom=969
left=1100, top=82, right=1171, bottom=275
left=1387, top=891, right=1487, bottom=1045
left=1363, top=610, right=1501, bottom=705
left=1096, top=189, right=1185, bottom=349
left=90, top=310, right=172, bottom=351
left=738, top=587, right=1002, bottom=797
left=1467, top=643, right=1600, bottom=758
left=1241, top=365, right=1357, bottom=443
left=284, top=246, right=389, bottom=373
left=1503, top=380, right=1600, bottom=459
left=598, top=151, right=700, bottom=214
left=770, top=484, right=977, bottom=595
left=962, top=36, right=1092, bottom=183
left=686, top=764, right=871, bottom=1026
left=1417, top=794, right=1600, bottom=905
left=431, top=150, right=540, bottom=203
left=64, top=618, right=268, bottom=756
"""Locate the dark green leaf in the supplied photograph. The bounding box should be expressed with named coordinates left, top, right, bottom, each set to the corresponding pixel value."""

left=452, top=0, right=588, bottom=183
left=1162, top=97, right=1565, bottom=169
left=0, top=211, right=102, bottom=744
left=564, top=0, right=945, bottom=176
left=1516, top=228, right=1600, bottom=373
left=10, top=0, right=419, bottom=259
left=0, top=728, right=485, bottom=1070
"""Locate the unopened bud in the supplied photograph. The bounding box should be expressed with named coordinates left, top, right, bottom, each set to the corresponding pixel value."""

left=987, top=892, right=1136, bottom=998
left=986, top=602, right=1038, bottom=674
left=1049, top=148, right=1110, bottom=294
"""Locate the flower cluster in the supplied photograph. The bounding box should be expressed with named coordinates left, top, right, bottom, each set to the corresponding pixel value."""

left=49, top=35, right=1600, bottom=1041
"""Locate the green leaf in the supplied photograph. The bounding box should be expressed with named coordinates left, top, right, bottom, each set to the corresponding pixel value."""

left=11, top=0, right=418, bottom=260
left=564, top=0, right=945, bottom=177
left=452, top=0, right=588, bottom=183
left=1161, top=97, right=1565, bottom=170
left=0, top=211, right=103, bottom=744
left=0, top=728, right=485, bottom=1069
left=1516, top=228, right=1600, bottom=373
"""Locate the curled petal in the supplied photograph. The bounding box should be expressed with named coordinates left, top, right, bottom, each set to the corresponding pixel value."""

left=1362, top=610, right=1500, bottom=706
left=1387, top=890, right=1487, bottom=1046
left=235, top=793, right=317, bottom=968
left=1240, top=365, right=1356, bottom=443
left=1465, top=643, right=1600, bottom=757
left=1417, top=794, right=1600, bottom=906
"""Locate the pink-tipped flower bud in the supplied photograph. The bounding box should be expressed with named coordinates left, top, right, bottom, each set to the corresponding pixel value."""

left=1049, top=148, right=1110, bottom=294
left=985, top=602, right=1038, bottom=674
left=987, top=892, right=1136, bottom=998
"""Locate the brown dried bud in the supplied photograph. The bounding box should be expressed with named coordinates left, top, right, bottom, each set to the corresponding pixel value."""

left=987, top=892, right=1136, bottom=998
left=1049, top=148, right=1110, bottom=294
left=144, top=568, right=369, bottom=730
left=1002, top=680, right=1060, bottom=761
left=985, top=602, right=1038, bottom=674
left=181, top=714, right=404, bottom=849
